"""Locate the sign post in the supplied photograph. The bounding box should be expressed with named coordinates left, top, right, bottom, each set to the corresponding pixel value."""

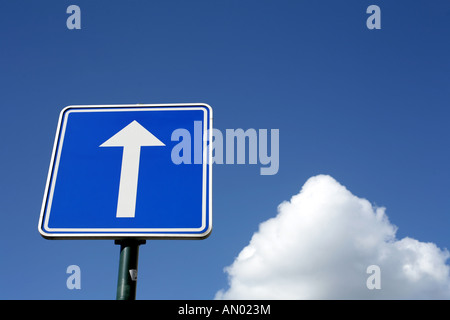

left=115, top=239, right=146, bottom=300
left=39, top=104, right=213, bottom=299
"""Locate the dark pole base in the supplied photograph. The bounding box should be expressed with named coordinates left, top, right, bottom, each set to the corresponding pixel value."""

left=115, top=239, right=146, bottom=300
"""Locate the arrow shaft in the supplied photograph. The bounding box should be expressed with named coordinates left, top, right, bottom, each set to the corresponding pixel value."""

left=116, top=145, right=141, bottom=218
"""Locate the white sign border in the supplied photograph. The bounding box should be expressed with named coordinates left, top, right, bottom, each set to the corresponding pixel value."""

left=38, top=103, right=213, bottom=239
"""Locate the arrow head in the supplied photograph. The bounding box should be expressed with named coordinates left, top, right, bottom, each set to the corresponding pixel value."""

left=100, top=120, right=165, bottom=147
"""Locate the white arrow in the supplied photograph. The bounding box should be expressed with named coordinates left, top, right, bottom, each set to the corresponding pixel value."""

left=100, top=120, right=165, bottom=218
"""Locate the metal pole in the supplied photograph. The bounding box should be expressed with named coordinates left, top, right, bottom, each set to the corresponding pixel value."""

left=115, top=239, right=146, bottom=300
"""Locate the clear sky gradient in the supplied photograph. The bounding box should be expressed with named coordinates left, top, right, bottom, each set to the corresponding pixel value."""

left=0, top=1, right=449, bottom=299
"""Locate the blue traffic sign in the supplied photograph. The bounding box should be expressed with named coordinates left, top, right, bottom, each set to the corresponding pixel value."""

left=38, top=104, right=212, bottom=239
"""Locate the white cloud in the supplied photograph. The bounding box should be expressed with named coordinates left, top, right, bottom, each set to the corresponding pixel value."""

left=216, top=175, right=450, bottom=299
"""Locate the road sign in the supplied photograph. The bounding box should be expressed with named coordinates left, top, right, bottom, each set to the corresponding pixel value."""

left=38, top=104, right=212, bottom=239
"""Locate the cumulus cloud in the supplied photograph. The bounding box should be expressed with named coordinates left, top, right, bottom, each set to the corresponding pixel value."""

left=216, top=175, right=450, bottom=299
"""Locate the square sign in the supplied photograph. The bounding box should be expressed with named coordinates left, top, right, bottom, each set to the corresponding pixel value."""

left=38, top=104, right=212, bottom=239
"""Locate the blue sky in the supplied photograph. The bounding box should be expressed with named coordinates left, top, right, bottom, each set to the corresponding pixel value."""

left=0, top=1, right=449, bottom=299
